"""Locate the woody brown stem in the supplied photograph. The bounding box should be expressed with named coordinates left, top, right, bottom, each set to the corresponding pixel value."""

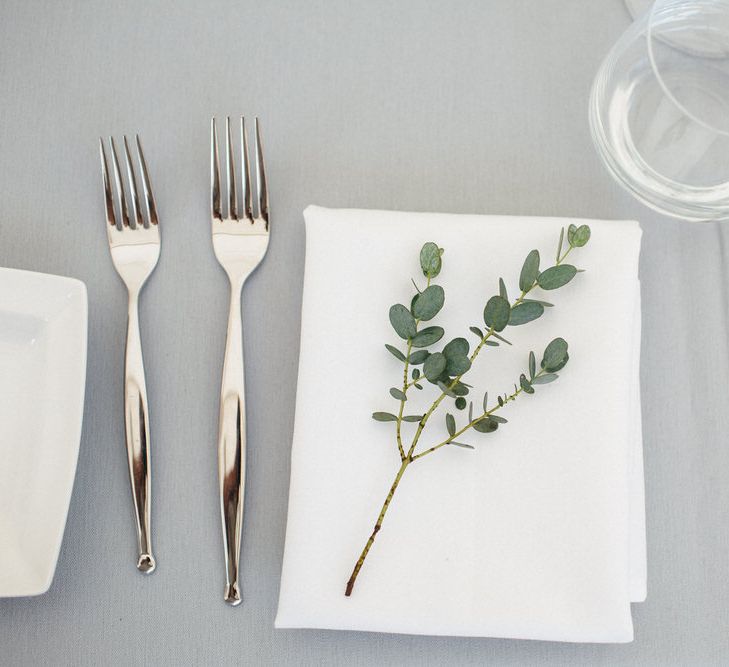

left=345, top=457, right=410, bottom=596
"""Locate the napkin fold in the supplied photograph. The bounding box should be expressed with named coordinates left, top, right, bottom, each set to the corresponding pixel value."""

left=276, top=207, right=645, bottom=642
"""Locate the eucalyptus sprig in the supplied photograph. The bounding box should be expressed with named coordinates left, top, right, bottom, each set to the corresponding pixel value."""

left=344, top=223, right=591, bottom=597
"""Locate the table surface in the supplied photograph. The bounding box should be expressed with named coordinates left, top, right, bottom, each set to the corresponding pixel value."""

left=1, top=1, right=728, bottom=665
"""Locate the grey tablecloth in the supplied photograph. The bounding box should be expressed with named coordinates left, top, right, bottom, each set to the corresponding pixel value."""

left=1, top=1, right=727, bottom=665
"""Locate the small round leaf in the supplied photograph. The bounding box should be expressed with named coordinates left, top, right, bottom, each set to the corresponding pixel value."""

left=420, top=242, right=442, bottom=278
left=483, top=295, right=510, bottom=332
left=567, top=223, right=577, bottom=245
left=390, top=387, right=407, bottom=401
left=519, top=249, right=540, bottom=292
left=411, top=326, right=444, bottom=348
left=443, top=337, right=469, bottom=358
left=389, top=304, right=417, bottom=339
left=537, top=265, right=577, bottom=290
left=541, top=337, right=569, bottom=372
left=572, top=224, right=591, bottom=247
left=409, top=350, right=430, bottom=364
left=473, top=418, right=498, bottom=433
left=508, top=301, right=544, bottom=326
left=423, top=352, right=447, bottom=381
left=519, top=373, right=534, bottom=394
left=412, top=285, right=445, bottom=321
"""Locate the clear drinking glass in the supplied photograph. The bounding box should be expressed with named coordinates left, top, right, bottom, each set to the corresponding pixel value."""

left=590, top=0, right=729, bottom=221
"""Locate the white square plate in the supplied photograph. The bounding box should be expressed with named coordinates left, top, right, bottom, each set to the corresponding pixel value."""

left=0, top=268, right=87, bottom=597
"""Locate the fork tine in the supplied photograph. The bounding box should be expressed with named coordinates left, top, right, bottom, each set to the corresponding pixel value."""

left=254, top=117, right=269, bottom=227
left=123, top=136, right=142, bottom=229
left=109, top=137, right=130, bottom=228
left=211, top=118, right=222, bottom=221
left=240, top=117, right=253, bottom=222
left=225, top=116, right=238, bottom=220
left=99, top=138, right=117, bottom=228
left=136, top=135, right=159, bottom=226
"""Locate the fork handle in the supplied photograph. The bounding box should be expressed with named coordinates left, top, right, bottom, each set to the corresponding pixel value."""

left=218, top=283, right=246, bottom=606
left=124, top=292, right=156, bottom=574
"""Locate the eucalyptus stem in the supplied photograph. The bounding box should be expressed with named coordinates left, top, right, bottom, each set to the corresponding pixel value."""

left=395, top=339, right=412, bottom=460
left=355, top=225, right=591, bottom=597
left=345, top=457, right=410, bottom=596
left=412, top=369, right=546, bottom=461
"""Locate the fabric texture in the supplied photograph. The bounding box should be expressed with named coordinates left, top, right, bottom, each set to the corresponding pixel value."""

left=276, top=206, right=645, bottom=642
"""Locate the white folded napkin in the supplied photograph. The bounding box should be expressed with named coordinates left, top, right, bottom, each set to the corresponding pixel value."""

left=276, top=206, right=645, bottom=642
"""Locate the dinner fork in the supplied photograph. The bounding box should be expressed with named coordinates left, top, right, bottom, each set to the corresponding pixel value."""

left=99, top=135, right=160, bottom=574
left=210, top=117, right=269, bottom=605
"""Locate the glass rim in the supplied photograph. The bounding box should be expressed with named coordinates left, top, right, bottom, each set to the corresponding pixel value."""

left=647, top=0, right=729, bottom=137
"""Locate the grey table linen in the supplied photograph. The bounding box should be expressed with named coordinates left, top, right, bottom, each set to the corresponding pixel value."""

left=0, top=0, right=727, bottom=665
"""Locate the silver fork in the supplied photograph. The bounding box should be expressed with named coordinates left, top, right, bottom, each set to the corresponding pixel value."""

left=99, top=135, right=160, bottom=574
left=210, top=116, right=269, bottom=605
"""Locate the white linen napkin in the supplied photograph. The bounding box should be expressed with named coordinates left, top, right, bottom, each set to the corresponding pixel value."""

left=276, top=206, right=645, bottom=642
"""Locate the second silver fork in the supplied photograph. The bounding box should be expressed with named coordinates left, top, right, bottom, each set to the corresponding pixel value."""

left=211, top=116, right=269, bottom=605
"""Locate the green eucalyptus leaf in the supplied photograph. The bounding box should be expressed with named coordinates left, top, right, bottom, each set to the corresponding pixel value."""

left=532, top=373, right=558, bottom=384
left=389, top=304, right=417, bottom=339
left=473, top=417, right=498, bottom=433
left=482, top=391, right=488, bottom=412
left=519, top=249, right=540, bottom=291
left=385, top=344, right=406, bottom=362
left=372, top=412, right=398, bottom=422
left=572, top=224, right=591, bottom=247
left=483, top=295, right=510, bottom=332
left=567, top=223, right=577, bottom=245
left=557, top=227, right=565, bottom=262
left=402, top=415, right=423, bottom=422
left=390, top=387, right=407, bottom=401
left=414, top=383, right=423, bottom=390
left=411, top=326, right=444, bottom=348
left=409, top=350, right=430, bottom=364
left=452, top=382, right=470, bottom=396
left=537, top=265, right=577, bottom=290
left=484, top=340, right=499, bottom=347
left=469, top=326, right=484, bottom=339
left=529, top=351, right=536, bottom=380
left=446, top=413, right=456, bottom=436
left=423, top=352, right=447, bottom=381
left=499, top=277, right=508, bottom=301
left=412, top=285, right=445, bottom=321
left=455, top=396, right=467, bottom=410
left=491, top=331, right=512, bottom=345
left=521, top=298, right=553, bottom=307
left=497, top=395, right=504, bottom=407
left=541, top=337, right=569, bottom=372
left=468, top=401, right=474, bottom=421
left=420, top=242, right=442, bottom=278
left=508, top=301, right=544, bottom=326
left=519, top=374, right=534, bottom=394
left=450, top=441, right=475, bottom=449
left=443, top=337, right=469, bottom=358
left=412, top=368, right=421, bottom=380
left=443, top=337, right=471, bottom=375
left=490, top=415, right=508, bottom=424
